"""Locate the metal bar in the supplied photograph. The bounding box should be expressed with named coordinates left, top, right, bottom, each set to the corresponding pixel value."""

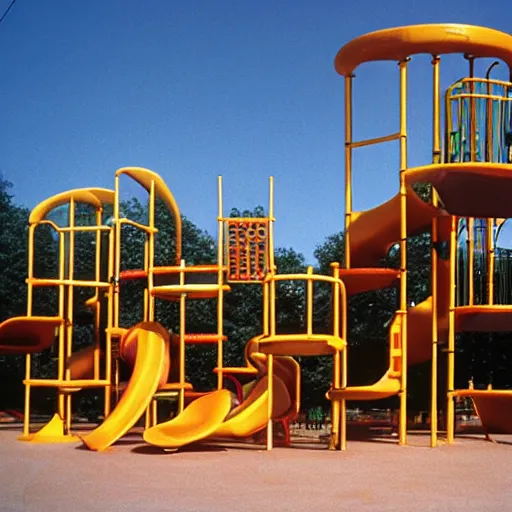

left=398, top=58, right=409, bottom=446
left=430, top=54, right=441, bottom=448
left=217, top=176, right=224, bottom=390
left=446, top=215, right=458, bottom=443
left=349, top=132, right=401, bottom=148
left=345, top=75, right=353, bottom=269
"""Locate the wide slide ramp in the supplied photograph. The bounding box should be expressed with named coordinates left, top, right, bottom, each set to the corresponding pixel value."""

left=81, top=323, right=170, bottom=451
left=144, top=375, right=291, bottom=450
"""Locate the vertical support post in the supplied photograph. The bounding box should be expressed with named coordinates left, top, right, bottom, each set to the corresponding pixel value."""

left=104, top=226, right=115, bottom=417
left=266, top=353, right=274, bottom=451
left=468, top=218, right=475, bottom=305
left=113, top=175, right=121, bottom=331
left=306, top=266, right=314, bottom=336
left=64, top=199, right=76, bottom=433
left=331, top=262, right=345, bottom=450
left=148, top=179, right=156, bottom=321
left=398, top=59, right=409, bottom=446
left=179, top=259, right=186, bottom=413
left=467, top=56, right=477, bottom=161
left=23, top=224, right=36, bottom=437
left=268, top=176, right=275, bottom=273
left=266, top=263, right=277, bottom=451
left=94, top=209, right=102, bottom=380
left=447, top=215, right=458, bottom=443
left=55, top=227, right=66, bottom=424
left=217, top=176, right=224, bottom=390
left=111, top=175, right=122, bottom=410
left=487, top=218, right=495, bottom=305
left=344, top=75, right=354, bottom=269
left=430, top=54, right=441, bottom=448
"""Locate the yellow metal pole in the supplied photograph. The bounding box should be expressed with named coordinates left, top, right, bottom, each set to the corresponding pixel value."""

left=23, top=224, right=36, bottom=436
left=266, top=268, right=277, bottom=450
left=446, top=215, right=457, bottom=443
left=430, top=54, right=441, bottom=448
left=104, top=227, right=115, bottom=417
left=270, top=273, right=277, bottom=338
left=487, top=219, right=494, bottom=305
left=23, top=354, right=31, bottom=437
left=468, top=218, right=474, bottom=305
left=266, top=353, right=274, bottom=451
left=65, top=198, right=76, bottom=433
left=148, top=179, right=156, bottom=321
left=94, top=209, right=102, bottom=380
left=306, top=266, right=313, bottom=336
left=263, top=279, right=269, bottom=336
left=268, top=176, right=275, bottom=272
left=468, top=56, right=477, bottom=161
left=344, top=76, right=353, bottom=269
left=398, top=59, right=409, bottom=446
left=217, top=176, right=224, bottom=390
left=112, top=175, right=122, bottom=411
left=27, top=225, right=35, bottom=315
left=56, top=229, right=65, bottom=422
left=179, top=259, right=186, bottom=413
left=331, top=262, right=345, bottom=450
left=114, top=176, right=122, bottom=329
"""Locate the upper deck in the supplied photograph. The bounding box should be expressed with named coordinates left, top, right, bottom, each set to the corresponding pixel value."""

left=335, top=24, right=512, bottom=76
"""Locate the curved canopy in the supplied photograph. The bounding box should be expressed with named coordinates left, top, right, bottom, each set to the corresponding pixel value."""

left=29, top=188, right=115, bottom=224
left=116, top=167, right=182, bottom=262
left=335, top=24, right=512, bottom=76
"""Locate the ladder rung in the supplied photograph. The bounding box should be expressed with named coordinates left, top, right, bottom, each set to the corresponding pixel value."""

left=183, top=333, right=227, bottom=344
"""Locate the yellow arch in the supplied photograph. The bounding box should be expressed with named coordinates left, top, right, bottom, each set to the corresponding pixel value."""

left=115, top=167, right=182, bottom=262
left=29, top=188, right=115, bottom=224
left=335, top=24, right=512, bottom=76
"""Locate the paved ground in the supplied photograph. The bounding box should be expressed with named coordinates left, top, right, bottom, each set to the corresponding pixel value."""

left=1, top=425, right=511, bottom=512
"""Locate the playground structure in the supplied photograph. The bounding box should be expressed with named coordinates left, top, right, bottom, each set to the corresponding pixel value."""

left=0, top=23, right=512, bottom=452
left=327, top=23, right=512, bottom=449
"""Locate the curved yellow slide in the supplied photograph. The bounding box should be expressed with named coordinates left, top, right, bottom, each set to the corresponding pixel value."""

left=143, top=375, right=291, bottom=450
left=81, top=322, right=170, bottom=451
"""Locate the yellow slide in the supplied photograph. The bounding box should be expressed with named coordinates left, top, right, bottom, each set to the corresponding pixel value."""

left=143, top=375, right=292, bottom=450
left=329, top=186, right=450, bottom=403
left=81, top=322, right=170, bottom=451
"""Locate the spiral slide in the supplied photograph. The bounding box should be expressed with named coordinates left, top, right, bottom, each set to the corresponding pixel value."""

left=328, top=186, right=450, bottom=404
left=143, top=374, right=292, bottom=450
left=331, top=185, right=512, bottom=435
left=81, top=322, right=170, bottom=451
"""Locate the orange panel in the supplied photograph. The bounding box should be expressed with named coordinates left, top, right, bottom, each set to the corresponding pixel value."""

left=455, top=305, right=512, bottom=332
left=0, top=316, right=62, bottom=355
left=338, top=268, right=400, bottom=295
left=405, top=163, right=512, bottom=218
left=408, top=298, right=448, bottom=366
left=455, top=391, right=512, bottom=434
left=335, top=24, right=512, bottom=76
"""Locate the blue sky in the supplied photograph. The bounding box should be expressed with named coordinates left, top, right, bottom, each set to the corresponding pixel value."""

left=1, top=0, right=511, bottom=263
